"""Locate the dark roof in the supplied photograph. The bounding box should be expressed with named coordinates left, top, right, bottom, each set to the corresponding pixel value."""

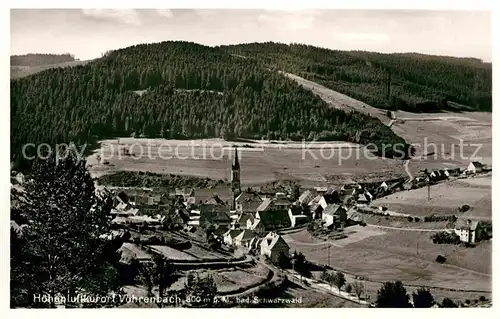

left=257, top=210, right=291, bottom=229
left=323, top=193, right=340, bottom=204
left=289, top=206, right=302, bottom=216
left=471, top=161, right=483, bottom=168
left=236, top=191, right=263, bottom=211
left=199, top=205, right=231, bottom=224
left=235, top=191, right=262, bottom=204
left=323, top=204, right=345, bottom=216
left=256, top=198, right=274, bottom=212
left=225, top=229, right=243, bottom=239
left=237, top=212, right=255, bottom=224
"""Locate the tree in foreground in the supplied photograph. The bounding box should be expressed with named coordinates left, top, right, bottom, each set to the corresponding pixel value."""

left=376, top=281, right=412, bottom=308
left=10, top=150, right=123, bottom=308
left=333, top=271, right=346, bottom=293
left=440, top=297, right=458, bottom=308
left=183, top=272, right=217, bottom=308
left=412, top=287, right=435, bottom=308
left=352, top=281, right=364, bottom=300
left=345, top=283, right=353, bottom=294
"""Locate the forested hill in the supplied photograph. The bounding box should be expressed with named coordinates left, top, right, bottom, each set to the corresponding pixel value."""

left=11, top=53, right=76, bottom=66
left=222, top=42, right=492, bottom=112
left=11, top=41, right=409, bottom=169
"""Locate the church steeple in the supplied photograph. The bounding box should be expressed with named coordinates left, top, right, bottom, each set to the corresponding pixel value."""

left=232, top=147, right=240, bottom=170
left=230, top=147, right=241, bottom=209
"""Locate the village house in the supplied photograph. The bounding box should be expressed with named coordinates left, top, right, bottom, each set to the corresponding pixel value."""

left=298, top=190, right=315, bottom=206
left=249, top=209, right=291, bottom=234
left=234, top=212, right=254, bottom=229
left=198, top=204, right=232, bottom=228
left=235, top=191, right=263, bottom=214
left=308, top=194, right=324, bottom=219
left=465, top=161, right=484, bottom=175
left=259, top=232, right=290, bottom=263
left=223, top=229, right=244, bottom=246
left=288, top=206, right=309, bottom=227
left=357, top=191, right=373, bottom=205
left=322, top=204, right=347, bottom=229
left=233, top=229, right=257, bottom=247
left=272, top=192, right=293, bottom=210
left=454, top=219, right=478, bottom=243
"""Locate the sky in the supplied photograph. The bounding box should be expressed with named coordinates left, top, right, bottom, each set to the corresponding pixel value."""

left=10, top=9, right=492, bottom=62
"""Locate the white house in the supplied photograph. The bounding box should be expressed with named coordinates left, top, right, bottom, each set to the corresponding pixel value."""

left=223, top=229, right=243, bottom=246
left=454, top=219, right=478, bottom=243
left=322, top=204, right=347, bottom=228
left=288, top=206, right=309, bottom=227
left=260, top=232, right=290, bottom=263
left=465, top=162, right=484, bottom=174
left=233, top=229, right=256, bottom=247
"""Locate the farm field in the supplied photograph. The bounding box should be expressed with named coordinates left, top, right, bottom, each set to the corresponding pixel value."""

left=286, top=72, right=492, bottom=166
left=372, top=175, right=491, bottom=219
left=284, top=228, right=491, bottom=295
left=87, top=137, right=478, bottom=187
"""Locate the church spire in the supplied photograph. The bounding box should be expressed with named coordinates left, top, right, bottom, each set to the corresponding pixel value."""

left=232, top=147, right=240, bottom=170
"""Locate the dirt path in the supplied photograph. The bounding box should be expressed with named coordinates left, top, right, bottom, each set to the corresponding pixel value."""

left=366, top=224, right=453, bottom=232
left=281, top=71, right=389, bottom=123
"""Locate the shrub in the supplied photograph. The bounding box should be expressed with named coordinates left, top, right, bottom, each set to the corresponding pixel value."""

left=407, top=216, right=414, bottom=222
left=431, top=231, right=461, bottom=245
left=414, top=217, right=421, bottom=222
left=479, top=296, right=486, bottom=302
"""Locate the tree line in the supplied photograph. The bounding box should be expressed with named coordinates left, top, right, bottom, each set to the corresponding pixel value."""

left=11, top=53, right=76, bottom=66
left=11, top=41, right=409, bottom=171
left=223, top=42, right=492, bottom=112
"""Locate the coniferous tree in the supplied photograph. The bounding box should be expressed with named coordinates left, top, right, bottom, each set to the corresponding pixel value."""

left=11, top=150, right=123, bottom=308
left=376, top=281, right=412, bottom=308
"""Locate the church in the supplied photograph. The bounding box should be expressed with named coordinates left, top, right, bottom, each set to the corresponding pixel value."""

left=230, top=147, right=241, bottom=209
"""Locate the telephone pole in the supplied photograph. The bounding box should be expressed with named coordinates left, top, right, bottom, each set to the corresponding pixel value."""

left=327, top=244, right=331, bottom=267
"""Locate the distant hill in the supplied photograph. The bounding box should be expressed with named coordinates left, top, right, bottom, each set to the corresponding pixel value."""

left=11, top=53, right=76, bottom=67
left=10, top=60, right=91, bottom=79
left=10, top=41, right=410, bottom=170
left=222, top=42, right=492, bottom=112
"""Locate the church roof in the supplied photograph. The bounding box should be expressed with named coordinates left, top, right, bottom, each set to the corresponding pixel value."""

left=232, top=147, right=240, bottom=170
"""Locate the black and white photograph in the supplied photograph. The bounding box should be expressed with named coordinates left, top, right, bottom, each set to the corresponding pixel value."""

left=8, top=4, right=494, bottom=310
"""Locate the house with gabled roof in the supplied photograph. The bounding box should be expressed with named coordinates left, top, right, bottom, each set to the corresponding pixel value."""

left=465, top=161, right=484, bottom=174
left=233, top=229, right=257, bottom=247
left=308, top=194, right=324, bottom=219
left=199, top=204, right=232, bottom=228
left=250, top=209, right=291, bottom=234
left=454, top=219, right=479, bottom=243
left=260, top=232, right=290, bottom=263
left=235, top=191, right=263, bottom=214
left=357, top=192, right=372, bottom=205
left=256, top=198, right=274, bottom=212
left=223, top=229, right=244, bottom=246
left=288, top=206, right=309, bottom=227
left=298, top=190, right=315, bottom=206
left=322, top=204, right=347, bottom=229
left=235, top=212, right=254, bottom=229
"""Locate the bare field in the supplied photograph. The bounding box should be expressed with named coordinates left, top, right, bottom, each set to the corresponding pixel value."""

left=285, top=228, right=491, bottom=293
left=372, top=176, right=491, bottom=220
left=287, top=72, right=492, bottom=166
left=87, top=137, right=476, bottom=186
